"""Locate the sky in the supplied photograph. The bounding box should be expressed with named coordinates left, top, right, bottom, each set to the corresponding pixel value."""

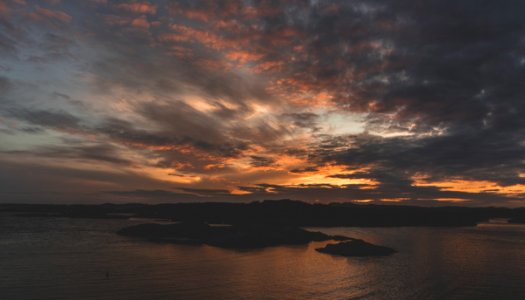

left=1, top=0, right=525, bottom=206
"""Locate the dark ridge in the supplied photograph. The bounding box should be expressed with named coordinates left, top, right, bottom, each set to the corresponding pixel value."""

left=3, top=200, right=525, bottom=227
left=509, top=216, right=525, bottom=224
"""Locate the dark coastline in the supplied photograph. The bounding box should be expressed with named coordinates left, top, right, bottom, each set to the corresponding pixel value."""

left=509, top=216, right=525, bottom=224
left=2, top=200, right=525, bottom=227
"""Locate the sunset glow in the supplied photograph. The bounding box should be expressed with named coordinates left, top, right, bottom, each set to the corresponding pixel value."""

left=1, top=0, right=524, bottom=205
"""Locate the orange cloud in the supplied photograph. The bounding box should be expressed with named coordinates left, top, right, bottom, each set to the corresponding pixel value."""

left=242, top=5, right=282, bottom=19
left=381, top=198, right=411, bottom=203
left=157, top=32, right=188, bottom=43
left=116, top=2, right=156, bottom=14
left=285, top=164, right=379, bottom=187
left=412, top=175, right=525, bottom=196
left=168, top=3, right=213, bottom=22
left=266, top=27, right=302, bottom=46
left=251, top=60, right=283, bottom=73
left=178, top=7, right=211, bottom=22
left=434, top=198, right=469, bottom=202
left=214, top=19, right=243, bottom=33
left=166, top=45, right=193, bottom=59
left=0, top=2, right=8, bottom=14
left=169, top=24, right=231, bottom=50
left=131, top=15, right=150, bottom=29
left=225, top=50, right=263, bottom=64
left=184, top=9, right=210, bottom=21
left=195, top=58, right=233, bottom=71
left=267, top=78, right=336, bottom=108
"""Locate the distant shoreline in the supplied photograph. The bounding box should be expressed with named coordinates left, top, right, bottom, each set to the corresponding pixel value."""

left=3, top=199, right=525, bottom=227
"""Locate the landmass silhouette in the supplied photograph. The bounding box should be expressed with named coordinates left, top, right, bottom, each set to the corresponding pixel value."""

left=117, top=221, right=349, bottom=249
left=116, top=221, right=396, bottom=256
left=4, top=199, right=525, bottom=227
left=6, top=200, right=525, bottom=257
left=5, top=199, right=525, bottom=256
left=316, top=240, right=397, bottom=257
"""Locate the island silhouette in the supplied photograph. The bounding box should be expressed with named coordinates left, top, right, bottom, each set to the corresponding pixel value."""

left=5, top=199, right=525, bottom=257
left=117, top=221, right=348, bottom=248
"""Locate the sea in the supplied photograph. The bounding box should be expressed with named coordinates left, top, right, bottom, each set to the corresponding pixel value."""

left=1, top=214, right=525, bottom=300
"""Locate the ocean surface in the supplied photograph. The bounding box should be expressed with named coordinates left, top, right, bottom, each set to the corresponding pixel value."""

left=1, top=214, right=525, bottom=300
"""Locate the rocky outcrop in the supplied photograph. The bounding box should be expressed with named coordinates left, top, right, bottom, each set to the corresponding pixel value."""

left=316, top=239, right=396, bottom=257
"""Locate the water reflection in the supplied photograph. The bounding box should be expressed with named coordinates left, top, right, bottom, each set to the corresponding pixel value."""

left=1, top=215, right=525, bottom=300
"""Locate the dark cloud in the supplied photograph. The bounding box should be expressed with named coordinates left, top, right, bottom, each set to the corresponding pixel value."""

left=282, top=112, right=320, bottom=131
left=0, top=158, right=170, bottom=203
left=0, top=31, right=17, bottom=56
left=7, top=109, right=83, bottom=130
left=269, top=0, right=525, bottom=203
left=289, top=166, right=318, bottom=173
left=38, top=144, right=133, bottom=165
left=0, top=75, right=11, bottom=94
left=249, top=155, right=275, bottom=167
left=326, top=130, right=525, bottom=188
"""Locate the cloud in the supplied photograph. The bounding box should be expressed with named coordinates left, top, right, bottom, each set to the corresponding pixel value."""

left=6, top=109, right=83, bottom=130
left=26, top=6, right=72, bottom=24
left=115, top=2, right=157, bottom=15
left=26, top=143, right=134, bottom=166
left=0, top=157, right=166, bottom=203
left=1, top=0, right=524, bottom=205
left=130, top=15, right=150, bottom=29
left=0, top=76, right=11, bottom=93
left=249, top=155, right=275, bottom=167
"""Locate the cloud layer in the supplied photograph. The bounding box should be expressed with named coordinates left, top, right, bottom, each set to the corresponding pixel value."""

left=1, top=0, right=524, bottom=205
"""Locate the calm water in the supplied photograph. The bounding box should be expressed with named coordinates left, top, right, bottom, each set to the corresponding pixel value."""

left=1, top=214, right=525, bottom=300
